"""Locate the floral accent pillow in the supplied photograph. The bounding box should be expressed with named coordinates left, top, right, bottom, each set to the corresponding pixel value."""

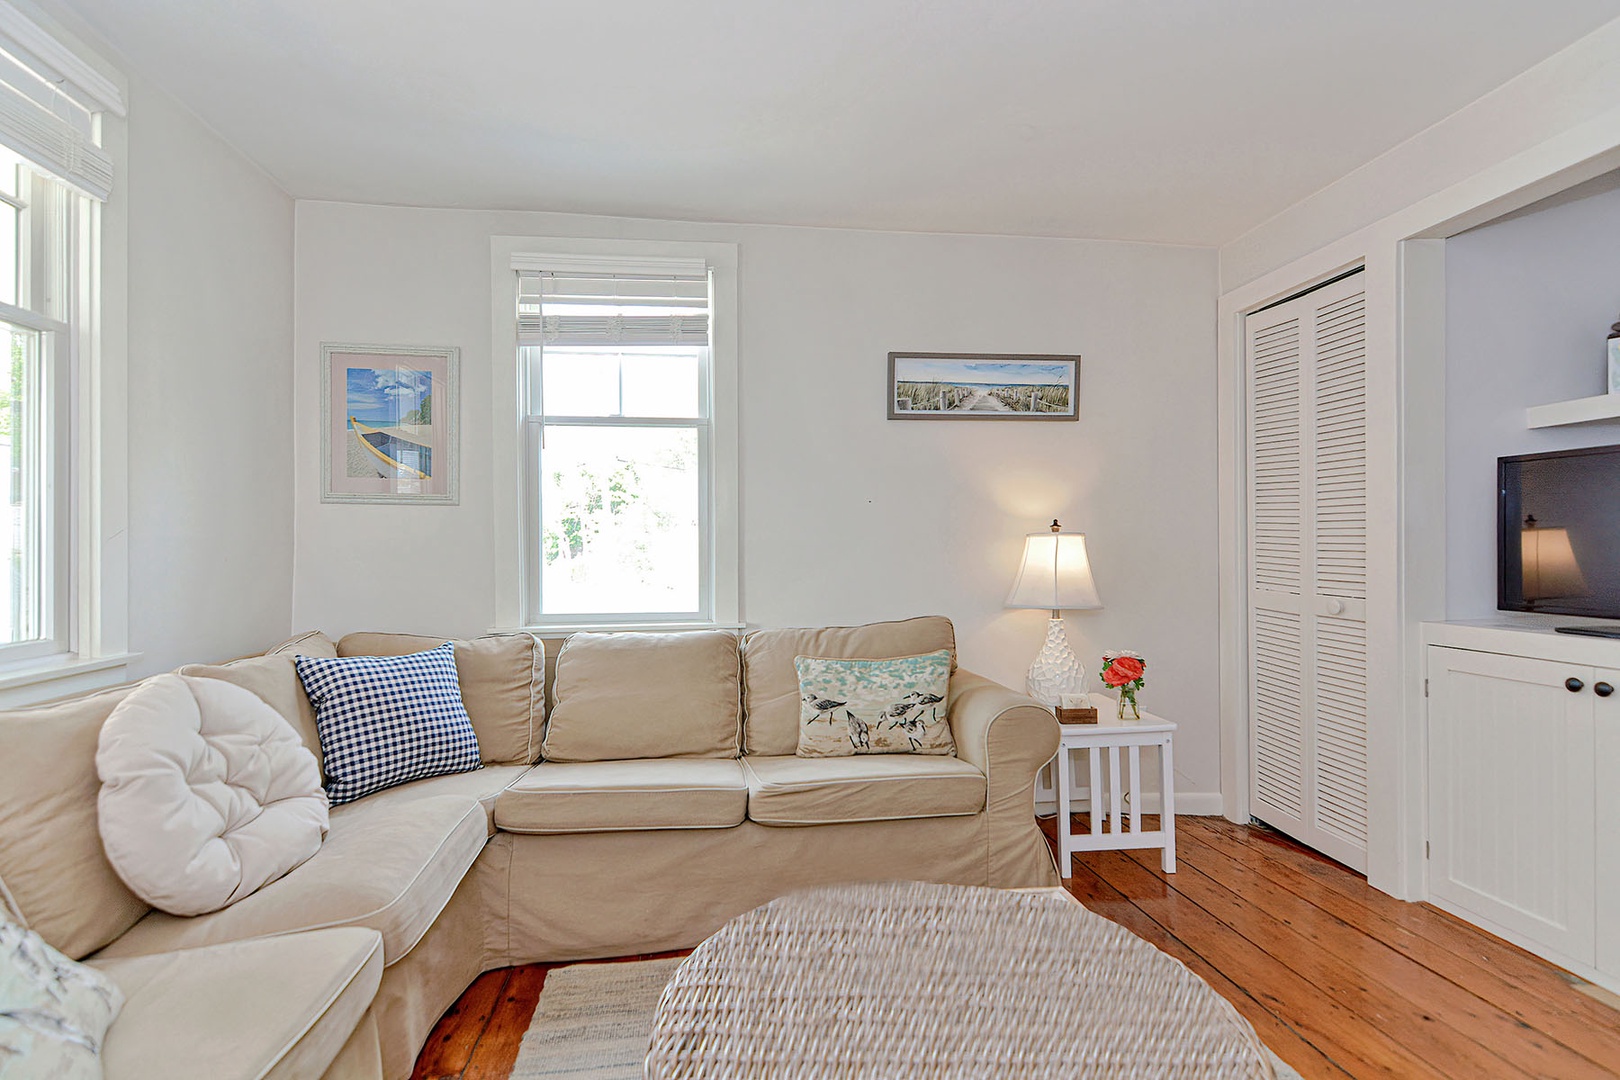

left=794, top=650, right=954, bottom=757
left=0, top=919, right=124, bottom=1079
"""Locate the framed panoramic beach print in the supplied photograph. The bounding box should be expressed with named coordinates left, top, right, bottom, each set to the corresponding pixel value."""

left=887, top=352, right=1080, bottom=420
left=321, top=343, right=460, bottom=504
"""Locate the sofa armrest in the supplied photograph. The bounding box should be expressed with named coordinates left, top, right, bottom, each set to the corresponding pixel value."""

left=948, top=669, right=1061, bottom=886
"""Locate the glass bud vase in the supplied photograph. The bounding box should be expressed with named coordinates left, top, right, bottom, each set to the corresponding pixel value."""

left=1117, top=687, right=1141, bottom=720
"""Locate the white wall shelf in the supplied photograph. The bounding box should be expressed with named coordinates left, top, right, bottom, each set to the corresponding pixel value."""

left=1526, top=393, right=1620, bottom=429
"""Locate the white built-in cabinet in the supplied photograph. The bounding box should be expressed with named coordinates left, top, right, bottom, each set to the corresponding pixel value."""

left=1425, top=622, right=1620, bottom=991
left=1244, top=270, right=1370, bottom=871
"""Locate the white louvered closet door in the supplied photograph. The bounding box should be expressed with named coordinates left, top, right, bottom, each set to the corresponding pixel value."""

left=1245, top=271, right=1369, bottom=872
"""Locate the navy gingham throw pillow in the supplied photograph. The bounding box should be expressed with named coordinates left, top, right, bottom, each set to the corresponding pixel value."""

left=295, top=643, right=482, bottom=804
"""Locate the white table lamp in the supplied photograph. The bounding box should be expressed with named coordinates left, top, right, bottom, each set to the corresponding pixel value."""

left=1007, top=520, right=1102, bottom=706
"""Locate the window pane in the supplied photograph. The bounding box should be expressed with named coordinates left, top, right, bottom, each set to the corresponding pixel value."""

left=542, top=351, right=619, bottom=416
left=621, top=353, right=700, bottom=417
left=539, top=426, right=700, bottom=615
left=0, top=143, right=23, bottom=200
left=0, top=206, right=17, bottom=309
left=0, top=322, right=44, bottom=644
left=540, top=347, right=702, bottom=418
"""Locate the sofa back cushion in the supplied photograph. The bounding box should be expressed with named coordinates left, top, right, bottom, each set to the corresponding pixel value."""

left=543, top=630, right=741, bottom=762
left=0, top=686, right=151, bottom=960
left=742, top=616, right=957, bottom=756
left=266, top=631, right=339, bottom=659
left=178, top=654, right=325, bottom=773
left=337, top=632, right=544, bottom=766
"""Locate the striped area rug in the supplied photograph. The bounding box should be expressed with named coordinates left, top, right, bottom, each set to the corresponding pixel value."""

left=509, top=958, right=682, bottom=1079
left=510, top=956, right=1304, bottom=1079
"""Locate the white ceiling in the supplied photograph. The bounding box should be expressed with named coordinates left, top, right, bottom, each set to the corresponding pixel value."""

left=60, top=0, right=1620, bottom=246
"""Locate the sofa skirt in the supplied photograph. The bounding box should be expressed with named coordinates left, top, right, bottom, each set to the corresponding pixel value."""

left=485, top=811, right=1056, bottom=968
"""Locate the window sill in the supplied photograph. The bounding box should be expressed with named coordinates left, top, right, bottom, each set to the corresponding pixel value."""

left=493, top=622, right=746, bottom=637
left=0, top=652, right=139, bottom=706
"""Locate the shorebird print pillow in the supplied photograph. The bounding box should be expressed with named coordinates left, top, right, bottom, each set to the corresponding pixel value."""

left=794, top=650, right=954, bottom=757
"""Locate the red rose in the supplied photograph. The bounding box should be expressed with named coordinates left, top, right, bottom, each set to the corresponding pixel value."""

left=1102, top=656, right=1145, bottom=686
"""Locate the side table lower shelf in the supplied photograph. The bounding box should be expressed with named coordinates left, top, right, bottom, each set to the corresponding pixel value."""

left=1054, top=712, right=1177, bottom=876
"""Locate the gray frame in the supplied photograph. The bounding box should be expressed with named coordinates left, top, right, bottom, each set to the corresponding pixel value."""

left=887, top=352, right=1081, bottom=420
left=321, top=342, right=460, bottom=504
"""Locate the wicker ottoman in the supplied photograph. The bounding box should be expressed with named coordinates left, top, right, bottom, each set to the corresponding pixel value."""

left=646, top=880, right=1276, bottom=1079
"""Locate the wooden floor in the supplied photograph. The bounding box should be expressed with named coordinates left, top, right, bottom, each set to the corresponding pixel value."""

left=411, top=816, right=1620, bottom=1079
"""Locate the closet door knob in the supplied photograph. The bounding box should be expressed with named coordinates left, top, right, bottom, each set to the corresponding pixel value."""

left=1566, top=677, right=1586, bottom=693
left=1596, top=682, right=1614, bottom=698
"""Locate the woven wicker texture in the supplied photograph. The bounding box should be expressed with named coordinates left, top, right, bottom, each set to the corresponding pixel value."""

left=646, top=881, right=1277, bottom=1079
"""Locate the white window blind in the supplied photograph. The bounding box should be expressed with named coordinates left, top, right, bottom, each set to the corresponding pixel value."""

left=0, top=4, right=118, bottom=202
left=517, top=263, right=709, bottom=348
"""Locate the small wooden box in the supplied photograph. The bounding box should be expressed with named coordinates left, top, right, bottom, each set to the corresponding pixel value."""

left=1056, top=706, right=1099, bottom=724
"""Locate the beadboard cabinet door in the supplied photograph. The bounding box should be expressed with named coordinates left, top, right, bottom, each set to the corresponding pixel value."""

left=1596, top=667, right=1620, bottom=977
left=1426, top=646, right=1596, bottom=966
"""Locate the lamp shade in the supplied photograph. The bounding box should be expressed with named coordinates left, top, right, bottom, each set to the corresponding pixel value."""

left=1522, top=520, right=1587, bottom=600
left=1006, top=528, right=1102, bottom=611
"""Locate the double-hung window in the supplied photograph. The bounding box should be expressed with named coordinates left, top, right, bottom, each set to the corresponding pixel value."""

left=514, top=252, right=735, bottom=629
left=0, top=18, right=117, bottom=668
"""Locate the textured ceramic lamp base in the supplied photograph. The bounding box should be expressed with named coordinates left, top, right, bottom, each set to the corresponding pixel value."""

left=1026, top=616, right=1087, bottom=706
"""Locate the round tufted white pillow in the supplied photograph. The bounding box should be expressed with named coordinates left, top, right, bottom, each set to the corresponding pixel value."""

left=96, top=674, right=329, bottom=917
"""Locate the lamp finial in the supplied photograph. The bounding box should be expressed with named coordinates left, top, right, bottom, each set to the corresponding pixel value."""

left=1050, top=519, right=1061, bottom=533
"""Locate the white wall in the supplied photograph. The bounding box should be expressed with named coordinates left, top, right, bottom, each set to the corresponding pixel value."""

left=293, top=203, right=1223, bottom=800
left=1222, top=16, right=1620, bottom=290
left=121, top=72, right=295, bottom=674
left=1445, top=173, right=1620, bottom=619
left=34, top=0, right=299, bottom=677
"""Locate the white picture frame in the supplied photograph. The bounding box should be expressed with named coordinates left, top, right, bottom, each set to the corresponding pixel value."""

left=320, top=343, right=460, bottom=504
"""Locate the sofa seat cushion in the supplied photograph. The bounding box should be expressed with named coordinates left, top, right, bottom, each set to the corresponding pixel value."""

left=92, top=793, right=485, bottom=968
left=88, top=927, right=382, bottom=1080
left=350, top=763, right=530, bottom=836
left=742, top=755, right=986, bottom=826
left=495, top=759, right=747, bottom=834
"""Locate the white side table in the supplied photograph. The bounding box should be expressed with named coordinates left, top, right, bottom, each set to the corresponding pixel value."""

left=1054, top=710, right=1177, bottom=875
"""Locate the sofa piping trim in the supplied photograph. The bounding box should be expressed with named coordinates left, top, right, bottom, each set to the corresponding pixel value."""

left=745, top=808, right=985, bottom=827
left=494, top=819, right=746, bottom=835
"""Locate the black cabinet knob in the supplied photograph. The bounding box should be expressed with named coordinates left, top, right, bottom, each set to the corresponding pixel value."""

left=1567, top=677, right=1586, bottom=693
left=1597, top=682, right=1614, bottom=698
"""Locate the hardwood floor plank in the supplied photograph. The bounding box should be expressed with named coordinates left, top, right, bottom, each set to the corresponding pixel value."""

left=1148, top=839, right=1617, bottom=1080
left=1065, top=862, right=1353, bottom=1079
left=409, top=969, right=510, bottom=1080
left=1178, top=819, right=1620, bottom=1070
left=1080, top=848, right=1450, bottom=1078
left=461, top=965, right=549, bottom=1080
left=1188, top=816, right=1586, bottom=990
left=418, top=821, right=1620, bottom=1080
left=1109, top=847, right=1548, bottom=1078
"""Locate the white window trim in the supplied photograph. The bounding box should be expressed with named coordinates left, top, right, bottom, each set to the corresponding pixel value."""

left=0, top=9, right=130, bottom=706
left=490, top=235, right=740, bottom=635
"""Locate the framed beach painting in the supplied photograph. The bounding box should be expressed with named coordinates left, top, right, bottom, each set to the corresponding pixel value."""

left=887, top=352, right=1080, bottom=421
left=321, top=344, right=460, bottom=504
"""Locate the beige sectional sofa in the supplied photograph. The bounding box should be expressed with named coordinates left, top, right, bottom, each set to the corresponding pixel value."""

left=0, top=617, right=1060, bottom=1080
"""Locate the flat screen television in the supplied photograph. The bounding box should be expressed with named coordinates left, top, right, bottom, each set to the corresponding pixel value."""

left=1499, top=444, right=1620, bottom=626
